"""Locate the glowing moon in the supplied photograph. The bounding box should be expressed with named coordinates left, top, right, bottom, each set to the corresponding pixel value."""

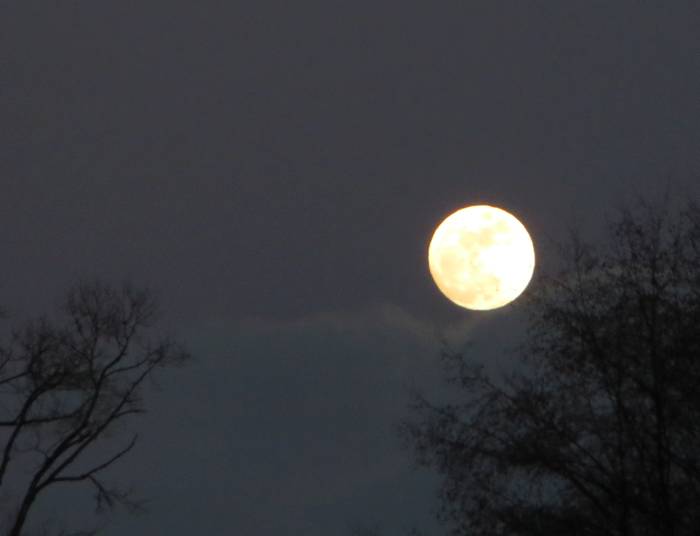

left=428, top=205, right=535, bottom=310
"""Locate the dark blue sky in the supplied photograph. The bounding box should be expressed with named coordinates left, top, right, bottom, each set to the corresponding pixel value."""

left=2, top=2, right=699, bottom=534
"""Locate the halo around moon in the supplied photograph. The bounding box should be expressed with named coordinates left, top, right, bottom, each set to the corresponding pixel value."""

left=428, top=205, right=535, bottom=310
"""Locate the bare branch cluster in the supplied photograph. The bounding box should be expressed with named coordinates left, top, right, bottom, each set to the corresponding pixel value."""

left=0, top=280, right=189, bottom=536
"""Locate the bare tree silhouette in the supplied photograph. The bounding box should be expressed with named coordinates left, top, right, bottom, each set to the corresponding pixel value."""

left=403, top=199, right=700, bottom=535
left=0, top=280, right=189, bottom=535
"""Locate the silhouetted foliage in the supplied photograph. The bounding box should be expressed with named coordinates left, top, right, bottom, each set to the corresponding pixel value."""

left=0, top=281, right=189, bottom=535
left=403, top=200, right=700, bottom=535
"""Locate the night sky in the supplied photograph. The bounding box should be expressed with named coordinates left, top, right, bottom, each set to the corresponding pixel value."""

left=2, top=2, right=700, bottom=534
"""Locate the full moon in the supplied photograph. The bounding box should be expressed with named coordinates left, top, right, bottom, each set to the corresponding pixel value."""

left=428, top=205, right=535, bottom=310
